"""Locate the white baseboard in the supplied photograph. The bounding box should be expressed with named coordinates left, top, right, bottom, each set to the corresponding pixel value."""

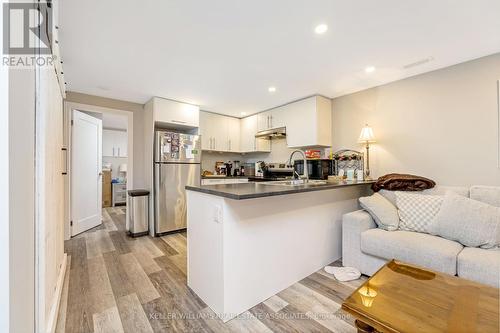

left=45, top=253, right=68, bottom=333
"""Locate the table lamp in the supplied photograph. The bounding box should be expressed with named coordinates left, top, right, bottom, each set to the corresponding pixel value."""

left=358, top=124, right=376, bottom=180
left=119, top=164, right=127, bottom=173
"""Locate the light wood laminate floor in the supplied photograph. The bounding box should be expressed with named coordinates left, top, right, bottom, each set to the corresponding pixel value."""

left=56, top=207, right=367, bottom=333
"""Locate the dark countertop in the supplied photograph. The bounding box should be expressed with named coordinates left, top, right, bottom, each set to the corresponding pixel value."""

left=201, top=175, right=249, bottom=179
left=186, top=180, right=375, bottom=200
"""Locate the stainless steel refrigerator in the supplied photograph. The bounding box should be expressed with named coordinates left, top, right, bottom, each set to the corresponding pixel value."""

left=154, top=130, right=201, bottom=235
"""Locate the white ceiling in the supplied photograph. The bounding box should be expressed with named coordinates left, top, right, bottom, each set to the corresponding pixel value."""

left=59, top=0, right=500, bottom=117
left=102, top=113, right=128, bottom=130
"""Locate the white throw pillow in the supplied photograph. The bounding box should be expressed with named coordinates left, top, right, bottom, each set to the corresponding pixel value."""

left=428, top=191, right=500, bottom=249
left=359, top=193, right=399, bottom=231
left=395, top=192, right=443, bottom=233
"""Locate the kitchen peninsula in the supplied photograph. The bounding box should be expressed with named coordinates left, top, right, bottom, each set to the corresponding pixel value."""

left=186, top=180, right=373, bottom=321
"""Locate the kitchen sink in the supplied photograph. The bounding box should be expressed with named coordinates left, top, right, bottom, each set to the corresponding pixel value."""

left=261, top=179, right=328, bottom=187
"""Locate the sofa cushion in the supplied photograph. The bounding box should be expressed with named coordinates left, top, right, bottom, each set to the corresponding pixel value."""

left=470, top=186, right=500, bottom=207
left=380, top=185, right=469, bottom=206
left=360, top=228, right=463, bottom=275
left=457, top=247, right=500, bottom=288
left=429, top=191, right=500, bottom=249
left=359, top=193, right=399, bottom=231
left=395, top=192, right=443, bottom=233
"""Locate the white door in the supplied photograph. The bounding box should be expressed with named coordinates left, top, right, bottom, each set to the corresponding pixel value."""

left=71, top=110, right=102, bottom=236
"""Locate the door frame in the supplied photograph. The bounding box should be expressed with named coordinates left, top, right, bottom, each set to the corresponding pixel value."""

left=64, top=101, right=134, bottom=240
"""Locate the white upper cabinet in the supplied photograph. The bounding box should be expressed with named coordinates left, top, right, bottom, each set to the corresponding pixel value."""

left=199, top=111, right=217, bottom=151
left=240, top=115, right=271, bottom=152
left=257, top=108, right=286, bottom=131
left=226, top=117, right=240, bottom=152
left=103, top=129, right=127, bottom=157
left=285, top=96, right=332, bottom=148
left=151, top=97, right=199, bottom=128
left=199, top=111, right=241, bottom=152
left=257, top=112, right=271, bottom=131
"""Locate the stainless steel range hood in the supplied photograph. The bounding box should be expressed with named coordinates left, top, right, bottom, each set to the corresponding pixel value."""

left=255, top=127, right=286, bottom=139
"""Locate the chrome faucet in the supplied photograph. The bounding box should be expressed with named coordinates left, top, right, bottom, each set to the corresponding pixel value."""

left=288, top=150, right=309, bottom=182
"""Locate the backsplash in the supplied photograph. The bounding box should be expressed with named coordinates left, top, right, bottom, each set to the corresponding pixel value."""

left=201, top=138, right=326, bottom=173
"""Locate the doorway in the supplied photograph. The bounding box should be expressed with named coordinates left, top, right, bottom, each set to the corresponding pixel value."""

left=64, top=102, right=134, bottom=239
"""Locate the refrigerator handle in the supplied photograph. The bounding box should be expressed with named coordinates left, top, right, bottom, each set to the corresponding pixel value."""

left=154, top=164, right=160, bottom=234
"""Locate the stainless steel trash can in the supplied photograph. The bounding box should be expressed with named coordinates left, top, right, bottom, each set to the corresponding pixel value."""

left=127, top=190, right=150, bottom=237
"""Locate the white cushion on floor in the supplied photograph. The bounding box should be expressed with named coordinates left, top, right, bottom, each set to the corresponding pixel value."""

left=361, top=228, right=463, bottom=275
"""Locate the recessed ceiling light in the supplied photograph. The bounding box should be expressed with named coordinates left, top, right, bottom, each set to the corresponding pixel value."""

left=268, top=86, right=277, bottom=93
left=314, top=24, right=328, bottom=34
left=241, top=112, right=247, bottom=116
left=365, top=66, right=376, bottom=73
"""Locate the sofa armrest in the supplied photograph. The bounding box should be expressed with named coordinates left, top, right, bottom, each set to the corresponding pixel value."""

left=342, top=210, right=377, bottom=269
left=343, top=210, right=377, bottom=234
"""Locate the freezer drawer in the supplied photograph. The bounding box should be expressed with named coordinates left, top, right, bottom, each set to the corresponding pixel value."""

left=154, top=163, right=201, bottom=234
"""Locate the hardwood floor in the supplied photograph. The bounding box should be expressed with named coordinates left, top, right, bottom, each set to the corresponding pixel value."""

left=56, top=207, right=367, bottom=333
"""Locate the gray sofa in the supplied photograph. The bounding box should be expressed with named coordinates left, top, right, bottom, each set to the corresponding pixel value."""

left=342, top=185, right=500, bottom=288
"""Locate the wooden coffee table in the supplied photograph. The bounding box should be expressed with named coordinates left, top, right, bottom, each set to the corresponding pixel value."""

left=342, top=260, right=499, bottom=333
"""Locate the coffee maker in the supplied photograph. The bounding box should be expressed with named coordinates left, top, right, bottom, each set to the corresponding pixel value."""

left=224, top=161, right=232, bottom=177
left=232, top=160, right=241, bottom=176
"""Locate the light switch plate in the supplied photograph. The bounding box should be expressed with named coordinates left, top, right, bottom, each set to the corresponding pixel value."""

left=213, top=204, right=222, bottom=223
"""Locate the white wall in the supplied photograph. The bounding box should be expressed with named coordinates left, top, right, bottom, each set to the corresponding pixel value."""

left=9, top=51, right=36, bottom=333
left=103, top=156, right=128, bottom=179
left=0, top=2, right=10, bottom=330
left=331, top=53, right=500, bottom=186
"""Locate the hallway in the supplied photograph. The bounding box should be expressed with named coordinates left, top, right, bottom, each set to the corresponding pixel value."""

left=56, top=207, right=365, bottom=333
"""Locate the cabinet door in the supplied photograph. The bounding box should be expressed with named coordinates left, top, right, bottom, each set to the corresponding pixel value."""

left=102, top=129, right=116, bottom=156
left=285, top=97, right=317, bottom=148
left=199, top=111, right=214, bottom=150
left=115, top=131, right=128, bottom=157
left=269, top=108, right=286, bottom=129
left=213, top=115, right=228, bottom=151
left=226, top=117, right=240, bottom=152
left=257, top=112, right=271, bottom=131
left=154, top=97, right=199, bottom=127
left=240, top=115, right=257, bottom=152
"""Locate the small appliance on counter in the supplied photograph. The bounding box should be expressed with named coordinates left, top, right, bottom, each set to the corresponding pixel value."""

left=215, top=161, right=226, bottom=175
left=294, top=159, right=336, bottom=180
left=255, top=161, right=265, bottom=177
left=249, top=162, right=294, bottom=181
left=232, top=160, right=241, bottom=176
left=224, top=161, right=233, bottom=177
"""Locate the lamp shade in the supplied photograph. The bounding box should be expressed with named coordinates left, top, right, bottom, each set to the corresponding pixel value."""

left=119, top=164, right=127, bottom=172
left=358, top=124, right=376, bottom=143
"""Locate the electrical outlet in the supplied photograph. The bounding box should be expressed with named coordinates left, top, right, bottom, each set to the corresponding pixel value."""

left=213, top=205, right=222, bottom=223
